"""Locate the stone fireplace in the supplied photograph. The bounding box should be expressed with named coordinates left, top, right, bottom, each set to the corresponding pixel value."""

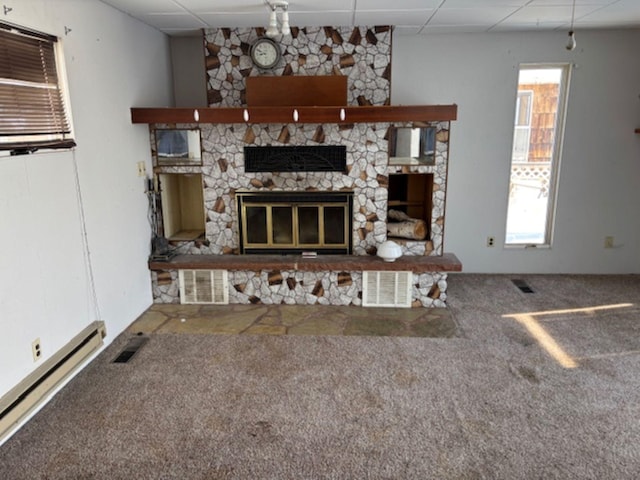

left=142, top=25, right=461, bottom=308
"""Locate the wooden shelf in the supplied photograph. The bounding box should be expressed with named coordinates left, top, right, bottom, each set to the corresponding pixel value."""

left=389, top=200, right=424, bottom=207
left=149, top=253, right=462, bottom=273
left=130, top=105, right=457, bottom=125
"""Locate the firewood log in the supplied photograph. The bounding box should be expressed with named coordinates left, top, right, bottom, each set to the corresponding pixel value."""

left=387, top=219, right=427, bottom=240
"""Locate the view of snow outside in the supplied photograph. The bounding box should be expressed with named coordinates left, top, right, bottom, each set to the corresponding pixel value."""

left=505, top=66, right=562, bottom=245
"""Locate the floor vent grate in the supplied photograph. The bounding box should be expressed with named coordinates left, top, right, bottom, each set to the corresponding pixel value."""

left=512, top=279, right=535, bottom=293
left=112, top=334, right=148, bottom=363
left=179, top=269, right=229, bottom=304
left=362, top=271, right=413, bottom=308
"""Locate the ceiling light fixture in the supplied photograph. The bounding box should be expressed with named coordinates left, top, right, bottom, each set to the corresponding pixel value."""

left=566, top=0, right=577, bottom=51
left=265, top=1, right=291, bottom=38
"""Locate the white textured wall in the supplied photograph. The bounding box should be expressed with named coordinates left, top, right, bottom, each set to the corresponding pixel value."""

left=393, top=29, right=640, bottom=273
left=0, top=0, right=172, bottom=398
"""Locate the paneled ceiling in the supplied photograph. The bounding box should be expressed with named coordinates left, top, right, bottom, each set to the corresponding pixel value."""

left=99, top=0, right=640, bottom=36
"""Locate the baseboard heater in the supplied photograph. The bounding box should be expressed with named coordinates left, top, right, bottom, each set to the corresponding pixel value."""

left=0, top=321, right=107, bottom=443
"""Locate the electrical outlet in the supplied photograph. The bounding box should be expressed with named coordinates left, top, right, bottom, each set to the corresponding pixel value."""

left=487, top=236, right=495, bottom=247
left=136, top=161, right=146, bottom=177
left=604, top=236, right=614, bottom=248
left=32, top=338, right=42, bottom=362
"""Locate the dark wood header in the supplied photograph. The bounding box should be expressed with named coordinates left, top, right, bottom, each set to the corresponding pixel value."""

left=130, top=104, right=457, bottom=125
left=246, top=76, right=347, bottom=107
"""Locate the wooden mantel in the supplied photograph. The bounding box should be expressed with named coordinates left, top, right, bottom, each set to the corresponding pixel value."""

left=130, top=104, right=457, bottom=125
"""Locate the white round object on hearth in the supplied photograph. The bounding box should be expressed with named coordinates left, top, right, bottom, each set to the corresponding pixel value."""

left=377, top=240, right=402, bottom=262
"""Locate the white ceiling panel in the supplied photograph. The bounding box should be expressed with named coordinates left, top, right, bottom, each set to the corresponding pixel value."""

left=197, top=13, right=269, bottom=28
left=102, top=0, right=185, bottom=15
left=354, top=10, right=436, bottom=26
left=504, top=5, right=604, bottom=23
left=392, top=25, right=423, bottom=35
left=430, top=8, right=515, bottom=25
left=491, top=21, right=567, bottom=31
left=357, top=0, right=442, bottom=8
left=421, top=24, right=496, bottom=34
left=442, top=0, right=528, bottom=6
left=142, top=13, right=208, bottom=29
left=578, top=0, right=640, bottom=23
left=528, top=0, right=615, bottom=5
left=98, top=0, right=640, bottom=35
left=284, top=11, right=354, bottom=26
left=176, top=0, right=265, bottom=9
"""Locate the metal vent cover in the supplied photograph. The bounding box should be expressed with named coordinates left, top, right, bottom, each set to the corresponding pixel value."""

left=244, top=145, right=347, bottom=172
left=179, top=269, right=229, bottom=304
left=362, top=271, right=413, bottom=308
left=113, top=335, right=148, bottom=363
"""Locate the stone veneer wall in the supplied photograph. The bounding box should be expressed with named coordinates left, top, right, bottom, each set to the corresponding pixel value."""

left=151, top=270, right=448, bottom=308
left=204, top=26, right=391, bottom=107
left=151, top=120, right=450, bottom=258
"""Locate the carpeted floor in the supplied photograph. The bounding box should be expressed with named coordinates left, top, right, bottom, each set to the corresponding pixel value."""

left=1, top=274, right=639, bottom=479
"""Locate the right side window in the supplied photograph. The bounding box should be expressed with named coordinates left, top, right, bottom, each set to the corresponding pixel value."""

left=505, top=64, right=571, bottom=246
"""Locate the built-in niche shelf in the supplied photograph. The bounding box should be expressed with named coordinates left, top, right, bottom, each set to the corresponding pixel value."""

left=388, top=173, right=433, bottom=242
left=154, top=128, right=201, bottom=166
left=131, top=105, right=457, bottom=125
left=158, top=173, right=205, bottom=241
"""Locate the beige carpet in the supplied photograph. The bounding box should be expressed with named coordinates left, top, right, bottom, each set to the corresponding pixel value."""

left=1, top=274, right=639, bottom=479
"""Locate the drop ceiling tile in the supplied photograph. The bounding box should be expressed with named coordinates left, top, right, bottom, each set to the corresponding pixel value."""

left=528, top=0, right=615, bottom=5
left=441, top=0, right=529, bottom=6
left=196, top=13, right=268, bottom=28
left=177, top=0, right=266, bottom=10
left=355, top=10, right=435, bottom=26
left=142, top=13, right=208, bottom=29
left=421, top=24, right=493, bottom=34
left=490, top=21, right=566, bottom=31
left=392, top=25, right=423, bottom=35
left=503, top=5, right=604, bottom=23
left=284, top=11, right=354, bottom=26
left=101, top=0, right=185, bottom=15
left=577, top=0, right=640, bottom=23
left=429, top=8, right=517, bottom=25
left=356, top=0, right=442, bottom=8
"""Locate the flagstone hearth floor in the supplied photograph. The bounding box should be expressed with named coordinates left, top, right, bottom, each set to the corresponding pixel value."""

left=128, top=304, right=458, bottom=338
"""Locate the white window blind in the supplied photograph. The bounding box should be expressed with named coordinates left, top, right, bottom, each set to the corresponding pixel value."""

left=0, top=23, right=75, bottom=153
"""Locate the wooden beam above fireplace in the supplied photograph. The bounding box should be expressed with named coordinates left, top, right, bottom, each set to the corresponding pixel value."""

left=130, top=104, right=457, bottom=125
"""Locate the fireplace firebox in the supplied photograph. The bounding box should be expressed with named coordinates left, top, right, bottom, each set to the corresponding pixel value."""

left=237, top=191, right=353, bottom=255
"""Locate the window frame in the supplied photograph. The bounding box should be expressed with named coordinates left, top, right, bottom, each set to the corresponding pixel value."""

left=512, top=90, right=534, bottom=162
left=0, top=22, right=75, bottom=155
left=505, top=63, right=572, bottom=248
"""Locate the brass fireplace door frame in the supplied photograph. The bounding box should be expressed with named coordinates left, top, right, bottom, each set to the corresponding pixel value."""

left=237, top=191, right=353, bottom=255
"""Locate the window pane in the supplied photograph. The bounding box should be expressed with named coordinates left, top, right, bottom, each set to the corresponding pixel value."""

left=298, top=207, right=319, bottom=244
left=324, top=207, right=345, bottom=244
left=272, top=206, right=293, bottom=244
left=246, top=206, right=267, bottom=244
left=506, top=65, right=568, bottom=245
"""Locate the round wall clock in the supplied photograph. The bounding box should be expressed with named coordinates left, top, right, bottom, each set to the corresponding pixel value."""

left=250, top=37, right=281, bottom=69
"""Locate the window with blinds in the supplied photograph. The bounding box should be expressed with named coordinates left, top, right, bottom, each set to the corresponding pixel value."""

left=0, top=23, right=75, bottom=154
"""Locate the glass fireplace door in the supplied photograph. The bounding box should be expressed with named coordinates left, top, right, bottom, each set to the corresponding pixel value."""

left=238, top=192, right=352, bottom=254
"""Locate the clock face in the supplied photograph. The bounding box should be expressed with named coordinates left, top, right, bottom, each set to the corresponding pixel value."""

left=250, top=38, right=281, bottom=69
